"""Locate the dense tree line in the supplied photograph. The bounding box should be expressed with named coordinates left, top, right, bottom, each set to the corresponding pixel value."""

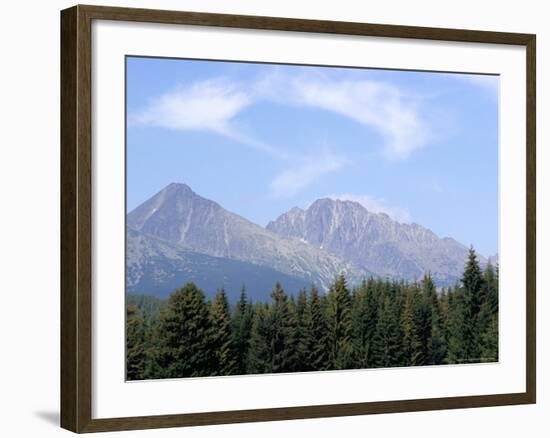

left=127, top=248, right=498, bottom=380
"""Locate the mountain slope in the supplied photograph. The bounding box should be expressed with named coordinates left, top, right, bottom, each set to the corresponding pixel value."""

left=267, top=198, right=479, bottom=285
left=127, top=227, right=315, bottom=301
left=127, top=183, right=366, bottom=290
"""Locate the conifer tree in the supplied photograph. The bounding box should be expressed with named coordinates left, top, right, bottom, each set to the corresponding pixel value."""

left=401, top=285, right=419, bottom=366
left=409, top=275, right=434, bottom=365
left=303, top=285, right=329, bottom=371
left=268, top=282, right=292, bottom=372
left=371, top=293, right=404, bottom=367
left=363, top=278, right=380, bottom=367
left=153, top=283, right=213, bottom=378
left=425, top=277, right=447, bottom=364
left=484, top=262, right=499, bottom=315
left=439, top=287, right=450, bottom=328
left=295, top=289, right=309, bottom=365
left=446, top=286, right=466, bottom=363
left=478, top=263, right=499, bottom=361
left=480, top=315, right=498, bottom=361
left=351, top=281, right=370, bottom=368
left=461, top=247, right=485, bottom=362
left=285, top=296, right=300, bottom=372
left=285, top=290, right=308, bottom=372
left=141, top=317, right=164, bottom=380
left=126, top=305, right=147, bottom=380
left=231, top=286, right=253, bottom=374
left=326, top=274, right=354, bottom=369
left=247, top=303, right=271, bottom=374
left=210, top=288, right=237, bottom=375
left=476, top=264, right=498, bottom=335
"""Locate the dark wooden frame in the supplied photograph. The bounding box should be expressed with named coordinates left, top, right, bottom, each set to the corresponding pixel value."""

left=61, top=4, right=536, bottom=433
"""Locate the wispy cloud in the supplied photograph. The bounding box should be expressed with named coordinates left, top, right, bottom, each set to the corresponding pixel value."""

left=256, top=70, right=430, bottom=160
left=324, top=193, right=411, bottom=223
left=270, top=151, right=349, bottom=198
left=133, top=69, right=433, bottom=198
left=133, top=78, right=250, bottom=133
left=133, top=70, right=431, bottom=161
left=131, top=78, right=286, bottom=159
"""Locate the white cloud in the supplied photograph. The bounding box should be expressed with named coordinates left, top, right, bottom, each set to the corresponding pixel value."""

left=133, top=71, right=431, bottom=161
left=270, top=152, right=348, bottom=198
left=132, top=78, right=290, bottom=159
left=134, top=78, right=250, bottom=133
left=132, top=71, right=435, bottom=200
left=325, top=193, right=411, bottom=223
left=256, top=71, right=430, bottom=160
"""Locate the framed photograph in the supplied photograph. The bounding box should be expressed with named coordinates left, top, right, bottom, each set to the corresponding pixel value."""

left=60, top=4, right=536, bottom=433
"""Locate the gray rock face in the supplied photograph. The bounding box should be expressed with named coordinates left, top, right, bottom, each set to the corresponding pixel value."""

left=267, top=198, right=480, bottom=285
left=128, top=184, right=365, bottom=290
left=126, top=227, right=315, bottom=300
left=128, top=183, right=484, bottom=293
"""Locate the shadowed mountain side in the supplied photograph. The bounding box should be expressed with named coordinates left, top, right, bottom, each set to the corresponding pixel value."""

left=127, top=228, right=315, bottom=301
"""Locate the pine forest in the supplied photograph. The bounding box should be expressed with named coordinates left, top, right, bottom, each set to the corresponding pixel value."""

left=126, top=248, right=498, bottom=380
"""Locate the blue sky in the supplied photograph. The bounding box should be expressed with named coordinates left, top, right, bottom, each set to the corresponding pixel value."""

left=126, top=57, right=499, bottom=257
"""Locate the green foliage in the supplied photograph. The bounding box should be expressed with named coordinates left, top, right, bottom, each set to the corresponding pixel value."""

left=285, top=291, right=309, bottom=372
left=371, top=283, right=404, bottom=367
left=266, top=282, right=294, bottom=372
left=480, top=315, right=498, bottom=361
left=461, top=247, right=485, bottom=360
left=401, top=286, right=417, bottom=366
left=149, top=283, right=213, bottom=378
left=126, top=305, right=147, bottom=380
left=210, top=288, right=237, bottom=375
left=429, top=291, right=447, bottom=365
left=127, top=294, right=166, bottom=319
left=326, top=274, right=354, bottom=369
left=231, top=286, right=254, bottom=374
left=445, top=287, right=466, bottom=363
left=478, top=263, right=499, bottom=362
left=303, top=285, right=329, bottom=371
left=351, top=281, right=372, bottom=368
left=247, top=303, right=271, bottom=373
left=126, top=248, right=499, bottom=379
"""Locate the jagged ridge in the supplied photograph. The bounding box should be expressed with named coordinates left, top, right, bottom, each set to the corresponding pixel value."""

left=128, top=184, right=366, bottom=291
left=267, top=198, right=483, bottom=285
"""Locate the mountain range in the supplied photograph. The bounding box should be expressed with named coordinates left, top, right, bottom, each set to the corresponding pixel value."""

left=127, top=183, right=483, bottom=301
left=126, top=227, right=314, bottom=302
left=266, top=198, right=478, bottom=285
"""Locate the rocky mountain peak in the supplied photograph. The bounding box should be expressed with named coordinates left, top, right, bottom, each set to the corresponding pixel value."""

left=128, top=183, right=481, bottom=290
left=163, top=181, right=194, bottom=195
left=310, top=197, right=366, bottom=212
left=127, top=183, right=364, bottom=290
left=267, top=197, right=476, bottom=285
left=127, top=182, right=225, bottom=244
left=288, top=206, right=305, bottom=215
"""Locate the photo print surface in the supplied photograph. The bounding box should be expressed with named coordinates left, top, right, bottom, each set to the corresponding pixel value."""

left=125, top=57, right=499, bottom=380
